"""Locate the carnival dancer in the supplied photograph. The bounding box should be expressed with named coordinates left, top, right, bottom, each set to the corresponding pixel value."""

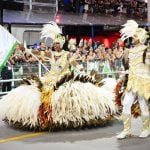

left=116, top=20, right=150, bottom=139
left=0, top=22, right=117, bottom=131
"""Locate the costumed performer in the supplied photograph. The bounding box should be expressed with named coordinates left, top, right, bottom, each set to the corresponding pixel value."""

left=116, top=20, right=150, bottom=139
left=0, top=22, right=117, bottom=131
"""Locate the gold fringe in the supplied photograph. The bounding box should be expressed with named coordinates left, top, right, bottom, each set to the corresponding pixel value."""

left=131, top=101, right=141, bottom=118
left=38, top=87, right=54, bottom=129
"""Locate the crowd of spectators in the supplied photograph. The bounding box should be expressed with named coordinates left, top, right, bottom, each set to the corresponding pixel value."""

left=68, top=38, right=126, bottom=73
left=9, top=24, right=150, bottom=74
left=59, top=0, right=147, bottom=20
left=9, top=38, right=127, bottom=74
left=0, top=38, right=127, bottom=92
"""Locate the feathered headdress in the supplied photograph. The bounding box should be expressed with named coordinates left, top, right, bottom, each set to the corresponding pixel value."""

left=120, top=20, right=148, bottom=44
left=40, top=21, right=65, bottom=48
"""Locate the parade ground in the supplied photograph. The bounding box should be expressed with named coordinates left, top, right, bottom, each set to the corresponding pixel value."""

left=0, top=117, right=150, bottom=150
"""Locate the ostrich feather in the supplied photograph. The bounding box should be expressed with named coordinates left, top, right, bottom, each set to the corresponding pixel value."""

left=0, top=85, right=41, bottom=128
left=120, top=20, right=138, bottom=41
left=52, top=79, right=116, bottom=127
left=40, top=21, right=62, bottom=40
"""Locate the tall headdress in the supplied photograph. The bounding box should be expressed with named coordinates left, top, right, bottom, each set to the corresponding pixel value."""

left=120, top=20, right=148, bottom=44
left=40, top=21, right=65, bottom=48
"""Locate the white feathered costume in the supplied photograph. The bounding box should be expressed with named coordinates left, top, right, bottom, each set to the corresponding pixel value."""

left=0, top=74, right=117, bottom=130
left=0, top=22, right=117, bottom=131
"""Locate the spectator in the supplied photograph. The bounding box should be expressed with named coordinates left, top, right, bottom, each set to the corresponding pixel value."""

left=12, top=44, right=25, bottom=63
left=1, top=60, right=13, bottom=92
left=83, top=0, right=90, bottom=21
left=38, top=42, right=47, bottom=51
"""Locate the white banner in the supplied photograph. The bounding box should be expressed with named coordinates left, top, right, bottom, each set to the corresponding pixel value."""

left=0, top=25, right=19, bottom=70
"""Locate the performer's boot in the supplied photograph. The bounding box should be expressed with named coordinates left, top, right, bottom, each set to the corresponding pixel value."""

left=116, top=114, right=131, bottom=139
left=139, top=116, right=150, bottom=138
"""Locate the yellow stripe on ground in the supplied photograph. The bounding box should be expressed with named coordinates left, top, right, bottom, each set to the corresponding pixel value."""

left=0, top=132, right=47, bottom=143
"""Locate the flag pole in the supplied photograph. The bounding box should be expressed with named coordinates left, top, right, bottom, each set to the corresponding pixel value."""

left=26, top=49, right=50, bottom=72
left=24, top=41, right=50, bottom=72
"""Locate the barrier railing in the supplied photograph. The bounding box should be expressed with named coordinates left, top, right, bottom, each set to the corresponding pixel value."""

left=0, top=79, right=22, bottom=95
left=0, top=59, right=125, bottom=96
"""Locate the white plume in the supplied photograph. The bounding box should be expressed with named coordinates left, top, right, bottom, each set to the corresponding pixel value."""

left=0, top=85, right=41, bottom=127
left=120, top=20, right=138, bottom=41
left=52, top=80, right=116, bottom=126
left=40, top=21, right=62, bottom=40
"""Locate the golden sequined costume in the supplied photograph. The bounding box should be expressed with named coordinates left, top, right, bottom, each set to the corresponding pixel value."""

left=0, top=21, right=117, bottom=131
left=42, top=50, right=70, bottom=85
left=116, top=20, right=150, bottom=139
left=127, top=44, right=150, bottom=100
left=38, top=49, right=71, bottom=129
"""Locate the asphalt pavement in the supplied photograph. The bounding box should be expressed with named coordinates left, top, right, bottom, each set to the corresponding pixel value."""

left=0, top=117, right=150, bottom=150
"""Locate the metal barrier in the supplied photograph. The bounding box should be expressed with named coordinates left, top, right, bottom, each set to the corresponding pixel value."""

left=0, top=79, right=22, bottom=95
left=0, top=59, right=125, bottom=96
left=14, top=0, right=58, bottom=11
left=14, top=0, right=58, bottom=21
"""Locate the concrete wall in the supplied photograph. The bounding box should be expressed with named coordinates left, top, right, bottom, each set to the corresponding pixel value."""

left=11, top=25, right=41, bottom=43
